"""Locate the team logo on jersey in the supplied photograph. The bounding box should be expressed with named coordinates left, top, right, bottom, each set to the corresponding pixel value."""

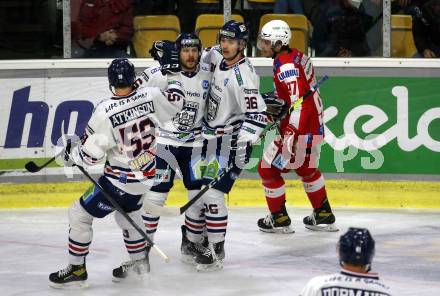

left=206, top=92, right=221, bottom=122
left=277, top=63, right=299, bottom=82
left=277, top=69, right=299, bottom=81
left=224, top=78, right=229, bottom=86
left=202, top=80, right=209, bottom=90
left=173, top=101, right=199, bottom=131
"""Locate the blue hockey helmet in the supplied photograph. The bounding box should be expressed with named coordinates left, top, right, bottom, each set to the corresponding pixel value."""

left=108, top=58, right=136, bottom=88
left=219, top=20, right=249, bottom=43
left=338, top=227, right=375, bottom=269
left=175, top=33, right=202, bottom=53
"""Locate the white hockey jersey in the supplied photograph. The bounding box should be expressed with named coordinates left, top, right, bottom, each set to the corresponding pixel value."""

left=300, top=269, right=392, bottom=296
left=71, top=86, right=181, bottom=195
left=202, top=55, right=267, bottom=144
left=139, top=62, right=213, bottom=147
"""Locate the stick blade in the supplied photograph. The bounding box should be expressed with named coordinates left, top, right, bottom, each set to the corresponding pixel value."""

left=25, top=161, right=40, bottom=173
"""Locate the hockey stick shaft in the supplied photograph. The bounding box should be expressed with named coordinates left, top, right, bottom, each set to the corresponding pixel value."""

left=76, top=165, right=170, bottom=262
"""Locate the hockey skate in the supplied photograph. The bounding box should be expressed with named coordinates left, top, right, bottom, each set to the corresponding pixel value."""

left=112, top=248, right=150, bottom=282
left=195, top=241, right=225, bottom=272
left=257, top=207, right=295, bottom=234
left=181, top=225, right=208, bottom=265
left=303, top=200, right=338, bottom=232
left=49, top=263, right=88, bottom=289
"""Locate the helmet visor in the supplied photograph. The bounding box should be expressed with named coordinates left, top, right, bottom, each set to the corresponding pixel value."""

left=257, top=35, right=272, bottom=51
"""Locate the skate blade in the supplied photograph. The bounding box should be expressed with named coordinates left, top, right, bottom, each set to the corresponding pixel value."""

left=305, top=223, right=339, bottom=232
left=196, top=260, right=223, bottom=272
left=259, top=226, right=295, bottom=234
left=112, top=272, right=149, bottom=283
left=49, top=280, right=89, bottom=289
left=180, top=254, right=197, bottom=266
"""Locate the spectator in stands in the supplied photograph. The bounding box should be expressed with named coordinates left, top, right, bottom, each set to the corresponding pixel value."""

left=274, top=0, right=304, bottom=14
left=412, top=0, right=440, bottom=58
left=72, top=0, right=133, bottom=58
left=303, top=0, right=325, bottom=26
left=311, top=0, right=373, bottom=57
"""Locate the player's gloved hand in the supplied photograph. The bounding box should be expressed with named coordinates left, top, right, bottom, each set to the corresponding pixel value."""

left=262, top=92, right=287, bottom=120
left=231, top=139, right=253, bottom=168
left=62, top=138, right=77, bottom=167
left=149, top=40, right=180, bottom=75
left=282, top=124, right=298, bottom=155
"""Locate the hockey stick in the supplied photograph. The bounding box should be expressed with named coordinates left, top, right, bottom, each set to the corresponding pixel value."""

left=143, top=75, right=330, bottom=217
left=0, top=152, right=62, bottom=175
left=24, top=153, right=62, bottom=173
left=143, top=162, right=236, bottom=217
left=75, top=164, right=170, bottom=262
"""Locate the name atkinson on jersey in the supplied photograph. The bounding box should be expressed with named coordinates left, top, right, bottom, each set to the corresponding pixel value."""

left=110, top=101, right=155, bottom=128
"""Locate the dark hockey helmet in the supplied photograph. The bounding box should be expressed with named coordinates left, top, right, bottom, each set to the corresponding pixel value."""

left=175, top=33, right=202, bottom=53
left=219, top=20, right=249, bottom=43
left=108, top=58, right=136, bottom=88
left=338, top=227, right=375, bottom=269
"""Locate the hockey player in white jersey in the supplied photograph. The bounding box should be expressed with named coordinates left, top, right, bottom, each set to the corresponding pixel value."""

left=194, top=20, right=267, bottom=271
left=138, top=33, right=214, bottom=265
left=300, top=227, right=392, bottom=296
left=49, top=58, right=183, bottom=288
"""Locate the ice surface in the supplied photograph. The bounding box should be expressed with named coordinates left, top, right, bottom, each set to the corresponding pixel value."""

left=0, top=207, right=439, bottom=295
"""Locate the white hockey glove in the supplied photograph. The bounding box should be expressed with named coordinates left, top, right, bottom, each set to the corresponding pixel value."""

left=231, top=139, right=253, bottom=168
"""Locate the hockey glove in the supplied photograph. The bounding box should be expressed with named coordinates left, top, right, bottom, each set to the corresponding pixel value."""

left=232, top=139, right=253, bottom=169
left=149, top=40, right=180, bottom=75
left=262, top=92, right=288, bottom=121
left=62, top=138, right=76, bottom=167
left=282, top=124, right=298, bottom=155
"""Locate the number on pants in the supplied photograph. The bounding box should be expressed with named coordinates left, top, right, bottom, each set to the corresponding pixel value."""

left=204, top=203, right=218, bottom=214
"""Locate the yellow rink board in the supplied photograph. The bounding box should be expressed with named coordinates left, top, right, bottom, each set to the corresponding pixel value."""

left=0, top=179, right=439, bottom=209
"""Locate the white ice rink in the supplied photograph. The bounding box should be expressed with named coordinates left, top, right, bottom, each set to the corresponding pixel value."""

left=0, top=207, right=439, bottom=295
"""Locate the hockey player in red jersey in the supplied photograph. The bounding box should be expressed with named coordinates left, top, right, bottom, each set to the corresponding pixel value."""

left=256, top=20, right=337, bottom=233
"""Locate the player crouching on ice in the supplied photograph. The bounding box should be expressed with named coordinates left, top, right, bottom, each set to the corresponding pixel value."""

left=49, top=58, right=182, bottom=288
left=256, top=20, right=337, bottom=233
left=300, top=227, right=392, bottom=295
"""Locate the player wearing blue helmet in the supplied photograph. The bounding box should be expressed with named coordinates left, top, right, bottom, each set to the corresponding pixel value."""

left=218, top=20, right=249, bottom=62
left=300, top=227, right=392, bottom=295
left=107, top=57, right=136, bottom=93
left=49, top=58, right=185, bottom=287
left=139, top=34, right=215, bottom=267
left=190, top=20, right=267, bottom=271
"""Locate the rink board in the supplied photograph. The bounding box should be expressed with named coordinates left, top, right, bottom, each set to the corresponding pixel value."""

left=0, top=59, right=439, bottom=210
left=1, top=179, right=439, bottom=209
left=0, top=58, right=439, bottom=180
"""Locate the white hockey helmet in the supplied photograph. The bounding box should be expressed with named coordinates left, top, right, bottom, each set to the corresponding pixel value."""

left=259, top=20, right=291, bottom=47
